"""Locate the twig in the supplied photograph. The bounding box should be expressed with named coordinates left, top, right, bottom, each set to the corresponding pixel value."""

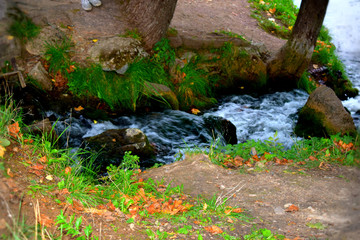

left=215, top=182, right=245, bottom=208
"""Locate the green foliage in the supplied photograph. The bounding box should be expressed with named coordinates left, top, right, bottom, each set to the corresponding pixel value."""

left=243, top=228, right=285, bottom=240
left=214, top=30, right=247, bottom=41
left=121, top=29, right=142, bottom=40
left=56, top=210, right=98, bottom=239
left=44, top=37, right=74, bottom=74
left=297, top=71, right=317, bottom=94
left=7, top=8, right=40, bottom=44
left=0, top=98, right=18, bottom=136
left=167, top=27, right=178, bottom=37
left=153, top=38, right=176, bottom=67
left=177, top=56, right=214, bottom=108
left=249, top=0, right=297, bottom=39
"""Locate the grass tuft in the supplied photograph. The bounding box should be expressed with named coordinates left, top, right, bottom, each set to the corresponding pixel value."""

left=7, top=8, right=40, bottom=44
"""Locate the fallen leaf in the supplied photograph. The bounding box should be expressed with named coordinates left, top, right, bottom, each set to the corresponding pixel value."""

left=0, top=146, right=5, bottom=158
left=74, top=106, right=84, bottom=111
left=45, top=175, right=53, bottom=181
left=59, top=188, right=70, bottom=195
left=29, top=169, right=43, bottom=176
left=7, top=168, right=14, bottom=177
left=65, top=166, right=72, bottom=175
left=39, top=156, right=48, bottom=163
left=40, top=214, right=55, bottom=227
left=92, top=39, right=98, bottom=43
left=285, top=204, right=299, bottom=212
left=30, top=164, right=45, bottom=170
left=269, top=8, right=276, bottom=14
left=204, top=225, right=223, bottom=234
left=191, top=108, right=201, bottom=115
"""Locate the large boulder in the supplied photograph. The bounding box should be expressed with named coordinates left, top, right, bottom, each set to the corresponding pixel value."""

left=295, top=86, right=357, bottom=137
left=84, top=128, right=155, bottom=164
left=88, top=36, right=148, bottom=72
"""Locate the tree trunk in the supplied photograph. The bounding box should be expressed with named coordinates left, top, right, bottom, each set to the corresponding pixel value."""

left=122, top=0, right=178, bottom=50
left=267, top=0, right=329, bottom=89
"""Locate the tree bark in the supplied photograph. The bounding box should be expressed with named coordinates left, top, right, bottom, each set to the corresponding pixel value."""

left=122, top=0, right=178, bottom=50
left=267, top=0, right=329, bottom=89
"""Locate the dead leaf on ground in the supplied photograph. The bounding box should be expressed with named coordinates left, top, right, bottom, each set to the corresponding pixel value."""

left=40, top=214, right=55, bottom=227
left=204, top=225, right=223, bottom=234
left=285, top=204, right=299, bottom=212
left=7, top=168, right=14, bottom=177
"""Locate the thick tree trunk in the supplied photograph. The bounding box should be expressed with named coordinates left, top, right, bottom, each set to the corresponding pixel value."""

left=267, top=0, right=329, bottom=89
left=122, top=0, right=178, bottom=50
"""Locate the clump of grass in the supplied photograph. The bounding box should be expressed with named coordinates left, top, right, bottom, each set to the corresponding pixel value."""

left=214, top=30, right=248, bottom=42
left=176, top=56, right=214, bottom=108
left=248, top=0, right=297, bottom=39
left=207, top=133, right=359, bottom=169
left=7, top=8, right=40, bottom=44
left=120, top=29, right=142, bottom=40
left=152, top=38, right=176, bottom=68
left=297, top=71, right=317, bottom=94
left=43, top=37, right=74, bottom=75
left=0, top=98, right=19, bottom=136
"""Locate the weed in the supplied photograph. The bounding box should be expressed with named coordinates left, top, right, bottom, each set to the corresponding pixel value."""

left=120, top=29, right=142, bottom=40
left=7, top=8, right=40, bottom=44
left=297, top=71, right=317, bottom=94
left=0, top=97, right=18, bottom=136
left=152, top=38, right=176, bottom=68
left=167, top=27, right=178, bottom=37
left=214, top=30, right=247, bottom=42
left=243, top=228, right=285, bottom=240
left=44, top=37, right=74, bottom=75
left=56, top=210, right=98, bottom=239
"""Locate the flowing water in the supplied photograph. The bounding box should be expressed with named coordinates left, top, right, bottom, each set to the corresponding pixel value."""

left=54, top=0, right=360, bottom=164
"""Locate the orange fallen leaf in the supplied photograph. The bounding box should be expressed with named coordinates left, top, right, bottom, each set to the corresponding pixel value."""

left=106, top=201, right=116, bottom=211
left=74, top=106, right=84, bottom=111
left=59, top=188, right=70, bottom=195
left=29, top=169, right=42, bottom=176
left=24, top=139, right=34, bottom=144
left=232, top=207, right=243, bottom=213
left=285, top=204, right=299, bottom=212
left=7, top=122, right=22, bottom=139
left=38, top=156, right=48, bottom=163
left=191, top=108, right=201, bottom=115
left=269, top=8, right=276, bottom=14
left=194, top=220, right=201, bottom=225
left=40, top=214, right=55, bottom=227
left=204, top=225, right=223, bottom=234
left=65, top=166, right=72, bottom=175
left=30, top=164, right=45, bottom=170
left=7, top=168, right=14, bottom=177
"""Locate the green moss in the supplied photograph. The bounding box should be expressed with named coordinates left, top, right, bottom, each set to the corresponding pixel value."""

left=7, top=8, right=40, bottom=44
left=166, top=27, right=178, bottom=37
left=295, top=107, right=328, bottom=138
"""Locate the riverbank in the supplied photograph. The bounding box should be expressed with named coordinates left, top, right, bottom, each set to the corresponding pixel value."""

left=0, top=101, right=359, bottom=239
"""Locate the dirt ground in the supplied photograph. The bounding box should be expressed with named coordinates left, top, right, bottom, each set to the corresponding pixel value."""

left=1, top=0, right=360, bottom=239
left=141, top=154, right=360, bottom=239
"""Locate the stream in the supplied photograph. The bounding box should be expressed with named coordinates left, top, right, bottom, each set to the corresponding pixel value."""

left=53, top=0, right=360, bottom=165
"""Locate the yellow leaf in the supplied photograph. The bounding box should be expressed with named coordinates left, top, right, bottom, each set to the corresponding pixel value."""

left=93, top=120, right=98, bottom=124
left=92, top=39, right=98, bottom=43
left=74, top=106, right=84, bottom=111
left=191, top=108, right=201, bottom=115
left=7, top=35, right=14, bottom=40
left=46, top=175, right=53, bottom=181
left=288, top=26, right=293, bottom=30
left=203, top=203, right=208, bottom=211
left=0, top=146, right=5, bottom=158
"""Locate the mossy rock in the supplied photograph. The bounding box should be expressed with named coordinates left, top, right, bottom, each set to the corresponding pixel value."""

left=295, top=86, right=357, bottom=137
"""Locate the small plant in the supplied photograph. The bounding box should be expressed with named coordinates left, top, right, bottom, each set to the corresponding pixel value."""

left=214, top=30, right=247, bottom=42
left=44, top=37, right=74, bottom=75
left=56, top=210, right=98, bottom=239
left=243, top=228, right=285, bottom=240
left=7, top=8, right=40, bottom=44
left=121, top=29, right=142, bottom=40
left=152, top=38, right=176, bottom=68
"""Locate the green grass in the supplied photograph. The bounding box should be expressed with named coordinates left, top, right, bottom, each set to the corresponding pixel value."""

left=120, top=29, right=142, bottom=40
left=44, top=37, right=74, bottom=75
left=207, top=133, right=359, bottom=169
left=0, top=98, right=18, bottom=136
left=214, top=30, right=248, bottom=42
left=7, top=8, right=40, bottom=44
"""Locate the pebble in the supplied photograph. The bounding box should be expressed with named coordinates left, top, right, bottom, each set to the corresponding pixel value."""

left=273, top=206, right=285, bottom=215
